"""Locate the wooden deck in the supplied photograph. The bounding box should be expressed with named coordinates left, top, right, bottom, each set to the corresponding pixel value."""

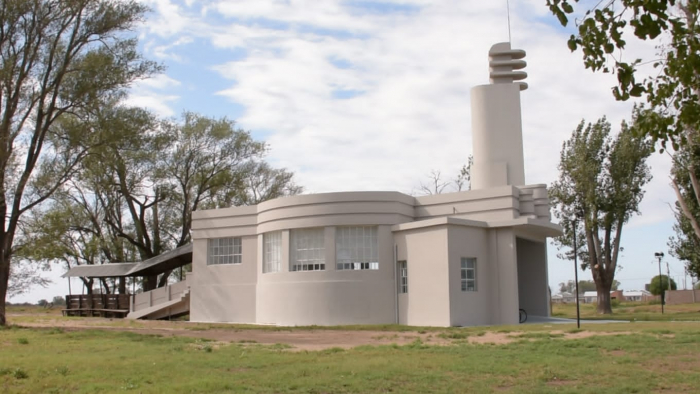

left=62, top=294, right=131, bottom=318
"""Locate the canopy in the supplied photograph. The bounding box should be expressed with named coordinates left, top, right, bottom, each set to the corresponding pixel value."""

left=62, top=243, right=193, bottom=278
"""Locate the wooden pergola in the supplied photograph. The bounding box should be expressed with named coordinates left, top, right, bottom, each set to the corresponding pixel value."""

left=61, top=244, right=193, bottom=318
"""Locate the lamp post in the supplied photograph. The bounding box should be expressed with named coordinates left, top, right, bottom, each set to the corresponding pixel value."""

left=655, top=252, right=665, bottom=314
left=573, top=216, right=581, bottom=329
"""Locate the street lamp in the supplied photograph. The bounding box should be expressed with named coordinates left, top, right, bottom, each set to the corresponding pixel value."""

left=655, top=252, right=665, bottom=314
left=572, top=216, right=581, bottom=329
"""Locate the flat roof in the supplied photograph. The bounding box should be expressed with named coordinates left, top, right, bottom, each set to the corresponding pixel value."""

left=62, top=263, right=138, bottom=278
left=62, top=244, right=193, bottom=278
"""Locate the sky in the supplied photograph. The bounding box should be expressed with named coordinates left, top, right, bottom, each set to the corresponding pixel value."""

left=10, top=0, right=698, bottom=303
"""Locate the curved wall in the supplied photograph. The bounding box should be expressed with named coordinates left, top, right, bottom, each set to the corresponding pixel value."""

left=190, top=188, right=553, bottom=325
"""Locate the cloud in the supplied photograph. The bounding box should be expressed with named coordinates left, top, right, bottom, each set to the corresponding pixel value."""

left=126, top=0, right=682, bottom=295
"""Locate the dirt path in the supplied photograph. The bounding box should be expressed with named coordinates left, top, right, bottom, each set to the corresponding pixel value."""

left=9, top=313, right=635, bottom=351
left=16, top=320, right=449, bottom=350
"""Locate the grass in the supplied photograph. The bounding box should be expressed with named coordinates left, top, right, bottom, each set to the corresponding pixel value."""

left=552, top=301, right=700, bottom=321
left=2, top=322, right=700, bottom=393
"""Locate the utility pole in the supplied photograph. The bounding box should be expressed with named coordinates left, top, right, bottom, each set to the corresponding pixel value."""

left=667, top=262, right=672, bottom=304
left=573, top=215, right=581, bottom=329
left=655, top=252, right=665, bottom=314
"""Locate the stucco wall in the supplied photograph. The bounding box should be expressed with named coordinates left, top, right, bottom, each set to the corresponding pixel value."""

left=190, top=236, right=258, bottom=323
left=255, top=226, right=396, bottom=326
left=395, top=227, right=451, bottom=326
left=447, top=225, right=492, bottom=326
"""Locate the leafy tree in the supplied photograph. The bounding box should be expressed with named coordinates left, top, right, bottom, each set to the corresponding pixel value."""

left=668, top=138, right=700, bottom=278
left=545, top=0, right=699, bottom=145
left=0, top=0, right=159, bottom=326
left=36, top=299, right=48, bottom=307
left=22, top=109, right=302, bottom=292
left=649, top=275, right=678, bottom=304
left=52, top=296, right=66, bottom=306
left=551, top=116, right=652, bottom=314
left=545, top=1, right=700, bottom=281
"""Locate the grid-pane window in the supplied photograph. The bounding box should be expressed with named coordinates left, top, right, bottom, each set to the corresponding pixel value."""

left=263, top=231, right=282, bottom=273
left=336, top=226, right=378, bottom=270
left=208, top=238, right=242, bottom=265
left=461, top=257, right=477, bottom=291
left=399, top=261, right=408, bottom=294
left=291, top=228, right=325, bottom=271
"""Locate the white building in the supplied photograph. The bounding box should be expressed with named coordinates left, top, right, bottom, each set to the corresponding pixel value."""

left=64, top=43, right=563, bottom=327
left=187, top=42, right=562, bottom=327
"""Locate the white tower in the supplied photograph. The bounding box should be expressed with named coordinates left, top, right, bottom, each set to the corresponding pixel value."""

left=470, top=42, right=527, bottom=190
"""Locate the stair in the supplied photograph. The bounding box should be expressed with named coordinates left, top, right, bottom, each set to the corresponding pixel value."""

left=126, top=289, right=190, bottom=320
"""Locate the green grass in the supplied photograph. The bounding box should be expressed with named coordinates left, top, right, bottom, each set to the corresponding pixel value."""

left=552, top=301, right=700, bottom=321
left=2, top=323, right=700, bottom=393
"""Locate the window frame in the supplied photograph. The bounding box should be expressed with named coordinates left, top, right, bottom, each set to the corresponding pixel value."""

left=460, top=257, right=477, bottom=292
left=263, top=231, right=282, bottom=273
left=290, top=227, right=326, bottom=272
left=207, top=237, right=242, bottom=266
left=398, top=260, right=408, bottom=294
left=335, top=226, right=379, bottom=271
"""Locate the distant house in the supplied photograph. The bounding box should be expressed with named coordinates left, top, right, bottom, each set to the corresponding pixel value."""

left=623, top=290, right=654, bottom=302
left=551, top=292, right=575, bottom=304
left=558, top=289, right=655, bottom=304
left=583, top=291, right=598, bottom=304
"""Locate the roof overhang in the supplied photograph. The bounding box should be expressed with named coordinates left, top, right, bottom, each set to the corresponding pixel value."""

left=61, top=243, right=193, bottom=279
left=391, top=216, right=563, bottom=237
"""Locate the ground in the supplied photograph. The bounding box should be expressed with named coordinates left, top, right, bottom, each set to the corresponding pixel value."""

left=2, top=304, right=700, bottom=393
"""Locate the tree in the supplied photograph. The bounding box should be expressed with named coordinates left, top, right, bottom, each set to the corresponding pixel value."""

left=52, top=296, right=66, bottom=306
left=418, top=156, right=473, bottom=195
left=649, top=274, right=678, bottom=304
left=545, top=1, right=700, bottom=146
left=545, top=1, right=700, bottom=282
left=0, top=0, right=159, bottom=325
left=550, top=116, right=652, bottom=314
left=668, top=138, right=700, bottom=278
left=21, top=109, right=302, bottom=292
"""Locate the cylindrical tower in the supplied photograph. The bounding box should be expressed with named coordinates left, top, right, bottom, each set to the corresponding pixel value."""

left=470, top=42, right=527, bottom=190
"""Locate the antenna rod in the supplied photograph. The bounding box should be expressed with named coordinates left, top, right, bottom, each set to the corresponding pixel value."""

left=506, top=0, right=512, bottom=43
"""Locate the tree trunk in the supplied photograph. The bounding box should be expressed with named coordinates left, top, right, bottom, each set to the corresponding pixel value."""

left=596, top=284, right=613, bottom=314
left=0, top=257, right=10, bottom=326
left=143, top=275, right=158, bottom=291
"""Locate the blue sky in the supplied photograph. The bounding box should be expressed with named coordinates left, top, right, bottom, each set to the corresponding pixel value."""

left=11, top=0, right=696, bottom=303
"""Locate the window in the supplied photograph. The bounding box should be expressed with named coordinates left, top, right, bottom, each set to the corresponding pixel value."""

left=398, top=261, right=408, bottom=294
left=290, top=228, right=325, bottom=271
left=336, top=226, right=378, bottom=270
left=461, top=257, right=477, bottom=291
left=263, top=231, right=282, bottom=273
left=208, top=237, right=242, bottom=265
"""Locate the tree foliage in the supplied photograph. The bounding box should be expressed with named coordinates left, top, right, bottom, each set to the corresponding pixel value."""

left=668, top=140, right=700, bottom=278
left=21, top=108, right=302, bottom=292
left=546, top=0, right=700, bottom=149
left=546, top=0, right=700, bottom=282
left=649, top=274, right=678, bottom=295
left=550, top=115, right=652, bottom=314
left=0, top=0, right=160, bottom=325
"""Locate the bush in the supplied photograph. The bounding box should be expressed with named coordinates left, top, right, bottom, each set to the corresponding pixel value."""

left=611, top=299, right=620, bottom=308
